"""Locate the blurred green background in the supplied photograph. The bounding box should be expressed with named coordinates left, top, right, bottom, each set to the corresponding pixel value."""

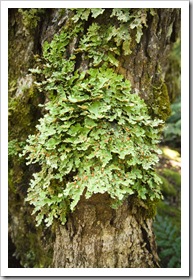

left=153, top=39, right=181, bottom=268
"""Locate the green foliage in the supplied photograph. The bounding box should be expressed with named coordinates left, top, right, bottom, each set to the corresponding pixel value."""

left=155, top=156, right=181, bottom=268
left=72, top=8, right=105, bottom=22
left=165, top=39, right=181, bottom=102
left=157, top=167, right=181, bottom=226
left=110, top=8, right=148, bottom=44
left=154, top=215, right=181, bottom=268
left=71, top=8, right=149, bottom=58
left=160, top=168, right=181, bottom=192
left=158, top=167, right=181, bottom=202
left=163, top=97, right=181, bottom=147
left=21, top=8, right=164, bottom=227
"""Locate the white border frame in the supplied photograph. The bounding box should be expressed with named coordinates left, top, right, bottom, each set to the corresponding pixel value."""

left=1, top=1, right=189, bottom=277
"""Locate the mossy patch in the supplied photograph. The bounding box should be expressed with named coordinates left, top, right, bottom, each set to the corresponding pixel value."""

left=149, top=82, right=171, bottom=121
left=140, top=73, right=171, bottom=122
left=18, top=9, right=45, bottom=34
left=8, top=9, right=49, bottom=267
left=128, top=195, right=159, bottom=219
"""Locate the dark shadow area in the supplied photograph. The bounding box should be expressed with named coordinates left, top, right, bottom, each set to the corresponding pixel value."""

left=8, top=235, right=23, bottom=268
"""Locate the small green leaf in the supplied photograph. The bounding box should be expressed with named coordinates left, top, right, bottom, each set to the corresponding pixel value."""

left=122, top=40, right=132, bottom=55
left=84, top=117, right=97, bottom=129
left=108, top=52, right=119, bottom=66
left=91, top=8, right=105, bottom=18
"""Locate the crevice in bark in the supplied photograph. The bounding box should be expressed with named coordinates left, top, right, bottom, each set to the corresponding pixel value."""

left=8, top=235, right=23, bottom=268
left=109, top=209, right=117, bottom=226
left=74, top=14, right=94, bottom=72
left=33, top=12, right=47, bottom=55
left=156, top=9, right=162, bottom=36
left=141, top=226, right=151, bottom=253
left=170, top=9, right=180, bottom=43
left=74, top=49, right=82, bottom=72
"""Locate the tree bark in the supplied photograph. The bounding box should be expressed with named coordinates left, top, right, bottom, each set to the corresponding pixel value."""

left=8, top=8, right=180, bottom=268
left=53, top=193, right=159, bottom=268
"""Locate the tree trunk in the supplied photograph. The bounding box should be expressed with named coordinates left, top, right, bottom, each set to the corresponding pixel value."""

left=8, top=8, right=180, bottom=268
left=53, top=193, right=159, bottom=268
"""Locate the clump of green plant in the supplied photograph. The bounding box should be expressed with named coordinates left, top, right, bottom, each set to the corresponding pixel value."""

left=154, top=215, right=181, bottom=268
left=21, top=8, right=164, bottom=227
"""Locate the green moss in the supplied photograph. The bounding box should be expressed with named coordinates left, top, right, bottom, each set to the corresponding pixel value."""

left=8, top=9, right=54, bottom=268
left=8, top=76, right=47, bottom=268
left=129, top=196, right=159, bottom=219
left=8, top=82, right=44, bottom=211
left=139, top=73, right=171, bottom=122
left=140, top=200, right=158, bottom=220
left=18, top=9, right=45, bottom=33
left=12, top=220, right=54, bottom=268
left=150, top=82, right=171, bottom=121
left=21, top=228, right=53, bottom=268
left=143, top=199, right=159, bottom=219
left=9, top=83, right=43, bottom=143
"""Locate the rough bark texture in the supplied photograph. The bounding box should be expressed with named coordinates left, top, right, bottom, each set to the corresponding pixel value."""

left=119, top=9, right=180, bottom=95
left=117, top=8, right=180, bottom=121
left=8, top=8, right=180, bottom=268
left=53, top=193, right=159, bottom=268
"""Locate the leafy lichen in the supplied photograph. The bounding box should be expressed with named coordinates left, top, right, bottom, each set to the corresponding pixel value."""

left=20, top=9, right=164, bottom=227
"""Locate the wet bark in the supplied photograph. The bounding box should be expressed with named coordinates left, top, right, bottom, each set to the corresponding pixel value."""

left=8, top=8, right=180, bottom=268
